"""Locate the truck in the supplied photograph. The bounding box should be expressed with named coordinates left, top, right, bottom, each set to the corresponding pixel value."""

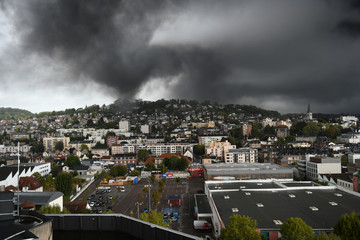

left=193, top=220, right=212, bottom=230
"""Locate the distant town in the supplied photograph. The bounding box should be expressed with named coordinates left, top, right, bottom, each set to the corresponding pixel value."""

left=1, top=99, right=360, bottom=240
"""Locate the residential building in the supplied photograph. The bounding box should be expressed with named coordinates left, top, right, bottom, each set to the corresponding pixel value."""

left=91, top=146, right=109, bottom=157
left=0, top=144, right=30, bottom=154
left=276, top=127, right=289, bottom=138
left=119, top=120, right=130, bottom=132
left=140, top=143, right=194, bottom=157
left=43, top=136, right=70, bottom=152
left=111, top=144, right=124, bottom=155
left=225, top=148, right=258, bottom=163
left=242, top=124, right=252, bottom=136
left=140, top=124, right=150, bottom=134
left=198, top=135, right=227, bottom=147
left=337, top=131, right=360, bottom=144
left=113, top=153, right=137, bottom=165
left=206, top=141, right=236, bottom=160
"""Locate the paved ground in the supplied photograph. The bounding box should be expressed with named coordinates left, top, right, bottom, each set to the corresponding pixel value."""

left=72, top=174, right=213, bottom=238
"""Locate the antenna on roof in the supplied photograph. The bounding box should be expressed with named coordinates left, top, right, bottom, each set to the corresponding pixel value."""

left=17, top=142, right=20, bottom=216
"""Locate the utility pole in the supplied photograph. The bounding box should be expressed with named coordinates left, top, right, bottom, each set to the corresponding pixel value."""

left=148, top=179, right=151, bottom=212
left=136, top=202, right=143, bottom=219
left=17, top=142, right=20, bottom=216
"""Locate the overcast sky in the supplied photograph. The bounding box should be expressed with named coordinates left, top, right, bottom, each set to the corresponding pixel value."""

left=1, top=0, right=360, bottom=114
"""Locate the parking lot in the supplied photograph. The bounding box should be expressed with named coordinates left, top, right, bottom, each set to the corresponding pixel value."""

left=78, top=175, right=213, bottom=238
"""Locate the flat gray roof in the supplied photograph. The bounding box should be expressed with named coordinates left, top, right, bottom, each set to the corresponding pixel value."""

left=204, top=163, right=292, bottom=175
left=212, top=187, right=360, bottom=230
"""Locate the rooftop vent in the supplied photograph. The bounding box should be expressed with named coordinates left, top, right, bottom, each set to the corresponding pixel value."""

left=232, top=208, right=239, bottom=213
left=305, top=191, right=312, bottom=194
left=240, top=186, right=246, bottom=189
left=334, top=193, right=342, bottom=197
left=309, top=206, right=318, bottom=211
left=245, top=192, right=251, bottom=196
left=257, top=183, right=263, bottom=186
left=273, top=220, right=282, bottom=225
left=288, top=194, right=296, bottom=198
left=224, top=195, right=230, bottom=199
left=257, top=203, right=264, bottom=208
left=329, top=201, right=338, bottom=206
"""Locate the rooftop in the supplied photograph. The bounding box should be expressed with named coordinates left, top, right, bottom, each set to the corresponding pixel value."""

left=207, top=180, right=360, bottom=230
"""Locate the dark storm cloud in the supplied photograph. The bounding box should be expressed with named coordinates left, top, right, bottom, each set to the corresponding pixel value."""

left=5, top=0, right=360, bottom=113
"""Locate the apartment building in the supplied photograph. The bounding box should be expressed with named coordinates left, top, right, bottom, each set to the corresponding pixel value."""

left=206, top=141, right=236, bottom=160
left=225, top=148, right=258, bottom=163
left=43, top=136, right=70, bottom=152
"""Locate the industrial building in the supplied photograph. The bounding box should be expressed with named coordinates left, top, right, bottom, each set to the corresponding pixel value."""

left=197, top=179, right=360, bottom=239
left=203, top=163, right=293, bottom=180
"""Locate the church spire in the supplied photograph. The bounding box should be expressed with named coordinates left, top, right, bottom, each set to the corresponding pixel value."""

left=307, top=104, right=311, bottom=113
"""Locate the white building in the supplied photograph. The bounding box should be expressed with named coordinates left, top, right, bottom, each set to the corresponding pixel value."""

left=340, top=116, right=358, bottom=128
left=119, top=120, right=130, bottom=132
left=0, top=145, right=30, bottom=154
left=139, top=143, right=195, bottom=157
left=140, top=124, right=150, bottom=134
left=306, top=157, right=341, bottom=181
left=0, top=163, right=51, bottom=188
left=225, top=148, right=258, bottom=164
left=198, top=135, right=227, bottom=147
left=337, top=132, right=360, bottom=144
left=349, top=153, right=360, bottom=164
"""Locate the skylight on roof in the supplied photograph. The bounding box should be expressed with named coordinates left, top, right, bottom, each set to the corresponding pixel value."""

left=273, top=220, right=282, bottom=225
left=232, top=208, right=239, bottom=212
left=305, top=191, right=312, bottom=194
left=257, top=183, right=263, bottom=186
left=245, top=192, right=251, bottom=196
left=329, top=201, right=338, bottom=206
left=224, top=195, right=230, bottom=199
left=240, top=186, right=246, bottom=189
left=257, top=203, right=264, bottom=208
left=334, top=193, right=342, bottom=197
left=309, top=206, right=318, bottom=211
left=288, top=194, right=296, bottom=198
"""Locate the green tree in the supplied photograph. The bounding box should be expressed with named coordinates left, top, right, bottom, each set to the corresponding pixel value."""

left=144, top=161, right=156, bottom=171
left=55, top=172, right=73, bottom=196
left=341, top=155, right=348, bottom=166
left=55, top=141, right=64, bottom=151
left=80, top=144, right=89, bottom=151
left=315, top=232, right=341, bottom=240
left=334, top=212, right=360, bottom=240
left=130, top=169, right=140, bottom=176
left=65, top=154, right=81, bottom=167
left=140, top=210, right=170, bottom=228
left=51, top=163, right=60, bottom=177
left=302, top=122, right=320, bottom=136
left=280, top=217, right=313, bottom=240
left=110, top=165, right=128, bottom=177
left=138, top=149, right=150, bottom=163
left=39, top=205, right=70, bottom=214
left=32, top=172, right=44, bottom=184
left=31, top=142, right=45, bottom=154
left=193, top=144, right=205, bottom=156
left=219, top=215, right=261, bottom=240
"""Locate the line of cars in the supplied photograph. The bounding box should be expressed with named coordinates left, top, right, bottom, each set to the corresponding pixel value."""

left=87, top=188, right=113, bottom=213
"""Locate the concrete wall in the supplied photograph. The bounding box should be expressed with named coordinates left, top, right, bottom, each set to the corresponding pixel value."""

left=30, top=220, right=53, bottom=240
left=47, top=214, right=201, bottom=240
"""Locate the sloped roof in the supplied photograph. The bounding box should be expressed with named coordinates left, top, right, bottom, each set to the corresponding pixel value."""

left=19, top=177, right=42, bottom=190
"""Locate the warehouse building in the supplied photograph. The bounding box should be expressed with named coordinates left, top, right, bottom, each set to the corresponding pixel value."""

left=201, top=179, right=360, bottom=239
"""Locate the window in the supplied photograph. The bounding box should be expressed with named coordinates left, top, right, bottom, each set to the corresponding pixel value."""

left=232, top=208, right=239, bottom=213
left=309, top=206, right=318, bottom=211
left=257, top=203, right=264, bottom=208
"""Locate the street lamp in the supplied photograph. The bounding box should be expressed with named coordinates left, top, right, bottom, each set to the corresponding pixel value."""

left=135, top=202, right=143, bottom=219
